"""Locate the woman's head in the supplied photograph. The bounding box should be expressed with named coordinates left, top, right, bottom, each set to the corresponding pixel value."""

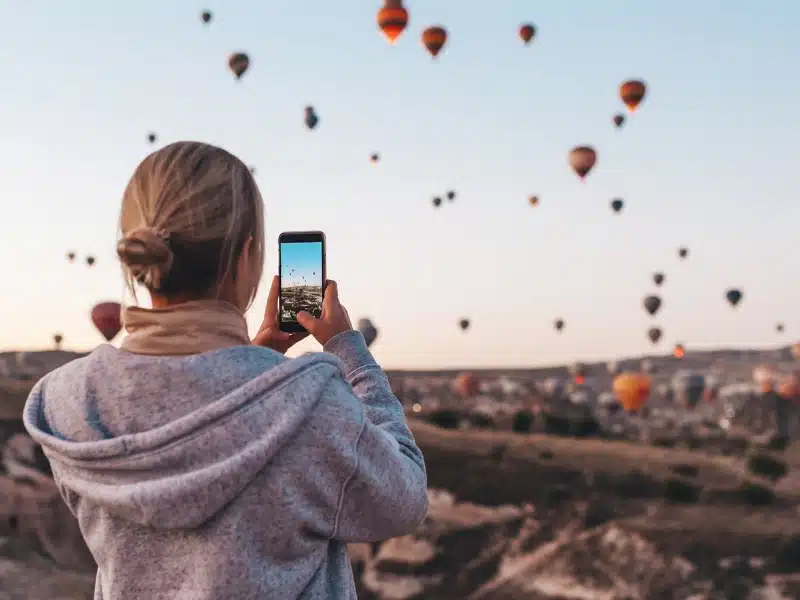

left=116, top=141, right=265, bottom=310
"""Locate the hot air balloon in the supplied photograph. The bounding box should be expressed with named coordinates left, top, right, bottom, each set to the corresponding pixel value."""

left=422, top=26, right=447, bottom=58
left=446, top=190, right=456, bottom=201
left=554, top=318, right=565, bottom=332
left=432, top=196, right=442, bottom=208
left=610, top=198, right=624, bottom=213
left=147, top=133, right=157, bottom=144
left=370, top=153, right=380, bottom=164
left=612, top=372, right=652, bottom=412
left=201, top=10, right=212, bottom=24
left=228, top=52, right=250, bottom=79
left=793, top=343, right=800, bottom=360
left=653, top=272, right=664, bottom=286
left=529, top=195, right=539, bottom=206
left=569, top=362, right=587, bottom=384
left=66, top=251, right=76, bottom=262
left=377, top=1, right=409, bottom=44
left=455, top=372, right=480, bottom=397
left=671, top=371, right=706, bottom=409
left=776, top=323, right=785, bottom=333
left=459, top=318, right=470, bottom=331
left=91, top=302, right=122, bottom=342
left=569, top=146, right=597, bottom=180
left=357, top=318, right=378, bottom=348
left=304, top=106, right=319, bottom=130
left=777, top=373, right=800, bottom=401
left=673, top=344, right=685, bottom=359
left=753, top=365, right=775, bottom=393
left=678, top=247, right=689, bottom=259
left=620, top=79, right=646, bottom=112
left=519, top=24, right=536, bottom=45
left=643, top=295, right=662, bottom=316
left=647, top=327, right=662, bottom=344
left=613, top=114, right=625, bottom=128
left=725, top=288, right=743, bottom=307
left=53, top=333, right=63, bottom=349
left=249, top=166, right=257, bottom=175
left=86, top=255, right=95, bottom=267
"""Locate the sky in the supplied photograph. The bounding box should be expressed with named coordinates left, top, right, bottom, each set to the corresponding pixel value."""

left=0, top=0, right=797, bottom=368
left=281, top=242, right=323, bottom=288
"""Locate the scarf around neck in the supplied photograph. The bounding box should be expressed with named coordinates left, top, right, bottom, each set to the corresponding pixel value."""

left=120, top=299, right=251, bottom=356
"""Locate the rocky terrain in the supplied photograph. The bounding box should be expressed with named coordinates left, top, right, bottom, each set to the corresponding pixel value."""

left=0, top=347, right=797, bottom=599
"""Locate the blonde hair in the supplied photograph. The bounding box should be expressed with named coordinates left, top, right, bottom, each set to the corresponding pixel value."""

left=116, top=141, right=265, bottom=308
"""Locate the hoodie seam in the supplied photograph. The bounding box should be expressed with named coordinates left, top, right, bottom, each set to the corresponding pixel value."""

left=331, top=403, right=366, bottom=539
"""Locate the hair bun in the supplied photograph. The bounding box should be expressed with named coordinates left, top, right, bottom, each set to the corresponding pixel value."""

left=116, top=226, right=174, bottom=290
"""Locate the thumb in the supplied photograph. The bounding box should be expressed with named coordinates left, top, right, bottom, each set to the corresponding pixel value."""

left=323, top=280, right=339, bottom=308
left=296, top=311, right=318, bottom=332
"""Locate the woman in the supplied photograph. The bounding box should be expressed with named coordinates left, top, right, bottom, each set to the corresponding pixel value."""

left=23, top=141, right=428, bottom=599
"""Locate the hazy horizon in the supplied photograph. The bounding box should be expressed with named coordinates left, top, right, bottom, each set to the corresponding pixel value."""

left=0, top=1, right=796, bottom=368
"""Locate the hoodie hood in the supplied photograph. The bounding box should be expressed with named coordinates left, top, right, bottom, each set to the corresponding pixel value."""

left=23, top=345, right=346, bottom=530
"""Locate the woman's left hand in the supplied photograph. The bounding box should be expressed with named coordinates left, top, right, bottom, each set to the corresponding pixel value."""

left=252, top=275, right=309, bottom=353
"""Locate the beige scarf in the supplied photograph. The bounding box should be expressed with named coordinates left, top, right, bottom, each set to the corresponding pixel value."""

left=120, top=299, right=251, bottom=356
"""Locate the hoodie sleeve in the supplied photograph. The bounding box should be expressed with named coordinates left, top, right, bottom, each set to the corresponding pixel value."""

left=322, top=330, right=428, bottom=542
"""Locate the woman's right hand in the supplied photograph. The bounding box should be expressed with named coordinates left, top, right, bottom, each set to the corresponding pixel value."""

left=297, top=280, right=353, bottom=346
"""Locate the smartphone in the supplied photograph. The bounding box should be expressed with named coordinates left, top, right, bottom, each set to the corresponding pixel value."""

left=279, top=231, right=326, bottom=333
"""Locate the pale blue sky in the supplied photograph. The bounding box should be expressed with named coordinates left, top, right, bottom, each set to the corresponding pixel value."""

left=281, top=242, right=322, bottom=288
left=0, top=1, right=796, bottom=368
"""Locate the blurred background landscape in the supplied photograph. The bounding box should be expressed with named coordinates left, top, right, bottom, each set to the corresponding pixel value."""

left=1, top=1, right=798, bottom=598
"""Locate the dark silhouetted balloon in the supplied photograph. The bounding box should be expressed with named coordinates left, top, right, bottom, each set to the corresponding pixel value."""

left=66, top=251, right=76, bottom=262
left=147, top=133, right=157, bottom=144
left=92, top=302, right=122, bottom=342
left=647, top=326, right=662, bottom=344
left=422, top=26, right=447, bottom=58
left=357, top=318, right=378, bottom=348
left=554, top=318, right=565, bottom=332
left=620, top=79, right=646, bottom=112
left=53, top=333, right=63, bottom=347
left=678, top=247, right=688, bottom=259
left=519, top=24, right=536, bottom=44
left=446, top=190, right=456, bottom=201
left=569, top=146, right=597, bottom=180
left=653, top=272, right=664, bottom=286
left=304, top=106, right=319, bottom=130
left=643, top=295, right=661, bottom=316
left=228, top=52, right=250, bottom=79
left=613, top=114, right=625, bottom=128
left=529, top=195, right=539, bottom=206
left=370, top=153, right=380, bottom=164
left=776, top=323, right=785, bottom=333
left=86, top=255, right=95, bottom=267
left=725, top=288, right=743, bottom=307
left=201, top=10, right=212, bottom=24
left=459, top=318, right=470, bottom=331
left=611, top=198, right=623, bottom=213
left=378, top=1, right=409, bottom=44
left=432, top=196, right=442, bottom=208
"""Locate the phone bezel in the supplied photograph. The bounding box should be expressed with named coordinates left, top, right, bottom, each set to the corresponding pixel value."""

left=278, top=231, right=327, bottom=333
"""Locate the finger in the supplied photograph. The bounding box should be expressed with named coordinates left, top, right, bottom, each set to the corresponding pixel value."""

left=289, top=332, right=310, bottom=344
left=296, top=311, right=318, bottom=333
left=323, top=280, right=339, bottom=310
left=264, top=275, right=280, bottom=325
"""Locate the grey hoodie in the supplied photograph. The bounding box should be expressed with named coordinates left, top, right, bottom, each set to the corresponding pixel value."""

left=23, top=330, right=428, bottom=599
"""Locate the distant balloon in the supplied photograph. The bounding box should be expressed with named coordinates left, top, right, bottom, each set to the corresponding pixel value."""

left=620, top=79, right=647, bottom=112
left=357, top=318, right=378, bottom=348
left=613, top=114, right=625, bottom=128
left=554, top=318, right=565, bottom=332
left=569, top=362, right=587, bottom=380
left=200, top=10, right=212, bottom=24
left=228, top=52, right=250, bottom=79
left=613, top=372, right=652, bottom=412
left=446, top=190, right=456, bottom=201
left=459, top=318, right=470, bottom=331
left=673, top=344, right=685, bottom=359
left=672, top=371, right=706, bottom=409
left=647, top=327, right=662, bottom=344
left=377, top=1, right=409, bottom=44
left=610, top=198, right=624, bottom=213
left=653, top=272, right=665, bottom=286
left=776, top=323, right=785, bottom=333
left=641, top=359, right=657, bottom=375
left=725, top=288, right=743, bottom=307
left=753, top=365, right=775, bottom=393
left=86, top=255, right=95, bottom=267
left=432, top=196, right=442, bottom=208
left=91, top=302, right=122, bottom=342
left=249, top=166, right=257, bottom=175
left=455, top=372, right=480, bottom=397
left=569, top=146, right=597, bottom=180
left=678, top=247, right=689, bottom=259
left=147, top=133, right=157, bottom=144
left=53, top=333, right=63, bottom=348
left=519, top=24, right=536, bottom=45
left=777, top=373, right=800, bottom=401
left=66, top=251, right=76, bottom=262
left=643, top=295, right=662, bottom=316
left=422, top=26, right=447, bottom=58
left=304, top=106, right=319, bottom=130
left=370, top=153, right=380, bottom=164
left=529, top=195, right=539, bottom=207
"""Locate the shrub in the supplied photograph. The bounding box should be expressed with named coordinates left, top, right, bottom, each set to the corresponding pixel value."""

left=738, top=481, right=775, bottom=506
left=669, top=464, right=699, bottom=478
left=512, top=410, right=535, bottom=434
left=746, top=452, right=789, bottom=482
left=663, top=478, right=701, bottom=504
left=428, top=410, right=461, bottom=430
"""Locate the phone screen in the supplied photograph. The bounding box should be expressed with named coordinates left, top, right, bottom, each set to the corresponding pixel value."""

left=280, top=240, right=324, bottom=323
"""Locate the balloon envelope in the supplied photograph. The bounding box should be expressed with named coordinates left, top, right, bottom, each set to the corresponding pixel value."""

left=620, top=79, right=646, bottom=112
left=455, top=372, right=480, bottom=397
left=91, top=302, right=122, bottom=342
left=422, top=26, right=447, bottom=58
left=569, top=146, right=597, bottom=179
left=519, top=24, right=535, bottom=44
left=377, top=3, right=409, bottom=44
left=228, top=52, right=250, bottom=79
left=613, top=373, right=652, bottom=412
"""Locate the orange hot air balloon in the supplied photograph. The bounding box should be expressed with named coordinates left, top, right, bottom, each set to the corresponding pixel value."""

left=455, top=372, right=480, bottom=397
left=377, top=1, right=409, bottom=44
left=422, top=26, right=447, bottom=58
left=673, top=344, right=685, bottom=359
left=519, top=24, right=536, bottom=44
left=612, top=372, right=652, bottom=412
left=91, top=302, right=122, bottom=342
left=777, top=373, right=800, bottom=401
left=529, top=195, right=539, bottom=206
left=620, top=79, right=646, bottom=112
left=792, top=342, right=800, bottom=360
left=569, top=146, right=597, bottom=180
